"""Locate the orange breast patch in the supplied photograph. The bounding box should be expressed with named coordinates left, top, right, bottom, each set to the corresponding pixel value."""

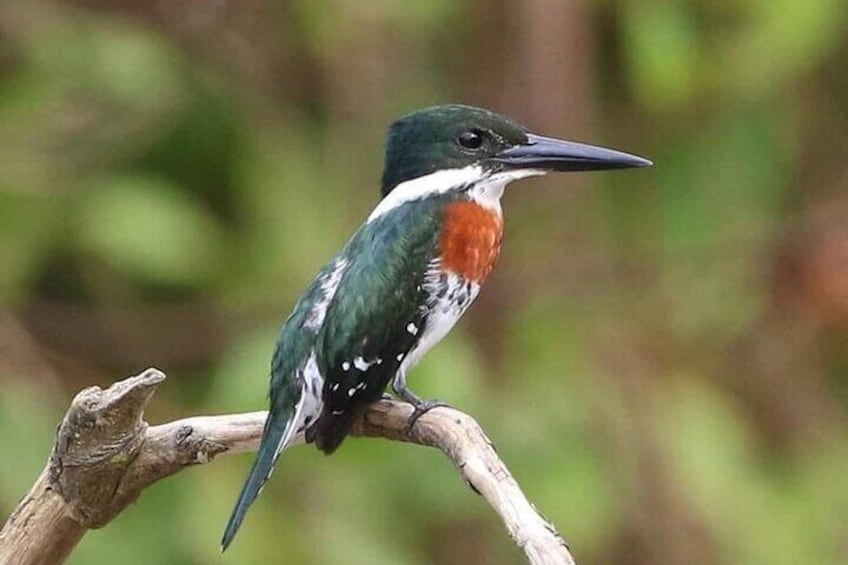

left=439, top=201, right=504, bottom=283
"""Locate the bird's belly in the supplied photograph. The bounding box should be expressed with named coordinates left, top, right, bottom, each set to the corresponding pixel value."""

left=402, top=271, right=480, bottom=372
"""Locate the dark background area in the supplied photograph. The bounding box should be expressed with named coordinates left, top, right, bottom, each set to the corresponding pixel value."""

left=1, top=1, right=847, bottom=563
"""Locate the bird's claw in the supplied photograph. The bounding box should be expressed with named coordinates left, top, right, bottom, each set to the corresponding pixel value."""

left=407, top=399, right=450, bottom=430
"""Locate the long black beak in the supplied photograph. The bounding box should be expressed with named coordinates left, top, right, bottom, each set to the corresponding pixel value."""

left=494, top=133, right=652, bottom=172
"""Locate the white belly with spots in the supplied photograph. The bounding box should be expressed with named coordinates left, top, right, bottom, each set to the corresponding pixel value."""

left=401, top=269, right=480, bottom=373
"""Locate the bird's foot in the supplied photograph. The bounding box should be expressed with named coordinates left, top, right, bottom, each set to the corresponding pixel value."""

left=407, top=399, right=451, bottom=430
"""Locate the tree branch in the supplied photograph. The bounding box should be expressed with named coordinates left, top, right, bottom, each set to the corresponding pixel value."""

left=0, top=369, right=575, bottom=565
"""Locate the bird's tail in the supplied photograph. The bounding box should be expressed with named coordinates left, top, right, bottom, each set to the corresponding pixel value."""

left=221, top=389, right=304, bottom=551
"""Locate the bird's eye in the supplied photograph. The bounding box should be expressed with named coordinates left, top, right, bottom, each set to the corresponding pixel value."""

left=457, top=130, right=484, bottom=150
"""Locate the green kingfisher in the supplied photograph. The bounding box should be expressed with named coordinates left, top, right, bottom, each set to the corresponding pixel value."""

left=221, top=104, right=651, bottom=550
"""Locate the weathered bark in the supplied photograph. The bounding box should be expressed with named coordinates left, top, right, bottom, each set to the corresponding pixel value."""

left=0, top=369, right=575, bottom=565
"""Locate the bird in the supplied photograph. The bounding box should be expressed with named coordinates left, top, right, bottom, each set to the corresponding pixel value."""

left=221, top=104, right=651, bottom=550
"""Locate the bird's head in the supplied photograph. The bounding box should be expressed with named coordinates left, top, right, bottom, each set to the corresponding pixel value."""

left=379, top=104, right=651, bottom=199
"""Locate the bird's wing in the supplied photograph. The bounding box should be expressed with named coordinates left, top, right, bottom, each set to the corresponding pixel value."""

left=221, top=257, right=343, bottom=550
left=311, top=203, right=442, bottom=453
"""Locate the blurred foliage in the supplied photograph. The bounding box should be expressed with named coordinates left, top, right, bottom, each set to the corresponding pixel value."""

left=1, top=0, right=848, bottom=564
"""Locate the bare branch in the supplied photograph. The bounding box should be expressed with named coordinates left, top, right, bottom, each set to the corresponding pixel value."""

left=0, top=369, right=575, bottom=565
left=353, top=401, right=574, bottom=565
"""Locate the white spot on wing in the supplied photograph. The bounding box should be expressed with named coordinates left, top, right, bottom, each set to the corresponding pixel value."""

left=406, top=322, right=418, bottom=335
left=305, top=258, right=349, bottom=331
left=341, top=361, right=350, bottom=371
left=353, top=356, right=373, bottom=371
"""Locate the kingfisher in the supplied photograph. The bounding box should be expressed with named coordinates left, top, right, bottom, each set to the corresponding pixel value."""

left=221, top=104, right=651, bottom=550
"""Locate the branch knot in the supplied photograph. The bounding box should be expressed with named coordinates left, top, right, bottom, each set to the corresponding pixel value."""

left=48, top=368, right=165, bottom=527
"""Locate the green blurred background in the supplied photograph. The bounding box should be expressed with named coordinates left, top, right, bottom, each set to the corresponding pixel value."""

left=2, top=0, right=848, bottom=563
